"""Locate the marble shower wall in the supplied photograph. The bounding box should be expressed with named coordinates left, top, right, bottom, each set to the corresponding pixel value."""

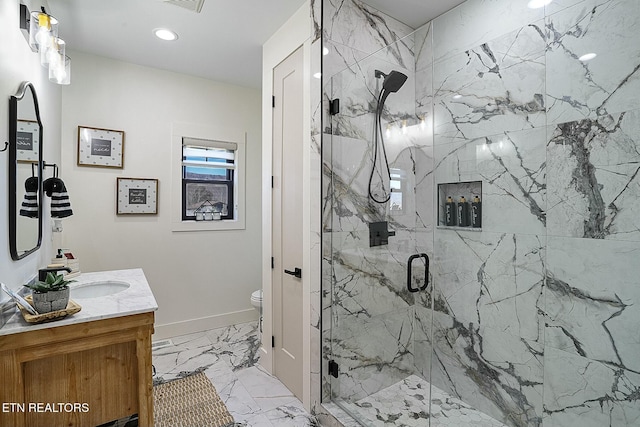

left=428, top=0, right=640, bottom=426
left=321, top=0, right=640, bottom=426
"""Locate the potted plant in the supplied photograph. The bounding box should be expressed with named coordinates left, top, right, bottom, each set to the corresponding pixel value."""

left=24, top=273, right=75, bottom=314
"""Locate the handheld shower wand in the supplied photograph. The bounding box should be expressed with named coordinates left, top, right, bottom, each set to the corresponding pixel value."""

left=368, top=69, right=408, bottom=204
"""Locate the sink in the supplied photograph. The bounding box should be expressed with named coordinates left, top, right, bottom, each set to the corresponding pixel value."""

left=72, top=281, right=130, bottom=298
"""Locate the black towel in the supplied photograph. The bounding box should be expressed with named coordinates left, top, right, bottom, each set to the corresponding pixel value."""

left=43, top=177, right=73, bottom=218
left=19, top=176, right=39, bottom=218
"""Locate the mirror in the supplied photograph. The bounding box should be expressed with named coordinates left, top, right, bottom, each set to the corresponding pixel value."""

left=9, top=82, right=43, bottom=260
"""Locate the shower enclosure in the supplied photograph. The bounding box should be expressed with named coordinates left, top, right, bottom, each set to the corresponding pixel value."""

left=321, top=0, right=640, bottom=426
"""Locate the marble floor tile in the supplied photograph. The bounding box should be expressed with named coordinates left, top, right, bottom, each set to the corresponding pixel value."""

left=237, top=365, right=301, bottom=411
left=336, top=375, right=507, bottom=427
left=152, top=321, right=317, bottom=427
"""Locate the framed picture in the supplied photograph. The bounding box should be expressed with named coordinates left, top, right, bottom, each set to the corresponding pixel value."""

left=77, top=126, right=124, bottom=168
left=116, top=178, right=158, bottom=215
left=16, top=120, right=39, bottom=163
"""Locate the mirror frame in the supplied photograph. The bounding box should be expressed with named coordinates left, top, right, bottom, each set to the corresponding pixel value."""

left=9, top=81, right=43, bottom=260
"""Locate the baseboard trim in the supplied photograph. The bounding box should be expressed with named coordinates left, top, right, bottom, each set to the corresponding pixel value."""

left=153, top=309, right=259, bottom=340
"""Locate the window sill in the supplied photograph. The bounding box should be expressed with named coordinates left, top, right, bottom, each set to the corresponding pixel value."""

left=171, top=219, right=245, bottom=232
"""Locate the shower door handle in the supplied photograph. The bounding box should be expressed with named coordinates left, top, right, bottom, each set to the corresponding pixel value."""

left=407, top=253, right=429, bottom=293
left=284, top=267, right=302, bottom=279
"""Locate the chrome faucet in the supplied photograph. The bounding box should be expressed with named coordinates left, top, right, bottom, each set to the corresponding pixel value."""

left=38, top=266, right=72, bottom=282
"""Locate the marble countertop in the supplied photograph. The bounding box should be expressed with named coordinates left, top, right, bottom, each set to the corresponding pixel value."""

left=0, top=268, right=157, bottom=337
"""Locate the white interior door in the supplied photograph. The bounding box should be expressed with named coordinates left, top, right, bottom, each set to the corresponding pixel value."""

left=272, top=46, right=304, bottom=400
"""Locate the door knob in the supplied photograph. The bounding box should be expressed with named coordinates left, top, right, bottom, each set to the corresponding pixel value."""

left=284, top=267, right=302, bottom=278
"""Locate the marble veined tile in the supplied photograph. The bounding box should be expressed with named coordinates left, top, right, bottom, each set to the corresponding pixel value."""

left=545, top=0, right=640, bottom=124
left=414, top=22, right=433, bottom=74
left=153, top=321, right=318, bottom=426
left=324, top=0, right=415, bottom=70
left=330, top=306, right=414, bottom=402
left=347, top=374, right=508, bottom=427
left=323, top=39, right=375, bottom=82
left=433, top=22, right=546, bottom=141
left=264, top=402, right=320, bottom=427
left=413, top=306, right=433, bottom=380
left=312, top=0, right=321, bottom=42
left=435, top=127, right=547, bottom=236
left=415, top=61, right=433, bottom=127
left=545, top=236, right=640, bottom=373
left=236, top=366, right=299, bottom=412
left=545, top=0, right=590, bottom=16
left=430, top=311, right=544, bottom=427
left=434, top=230, right=546, bottom=343
left=327, top=130, right=425, bottom=234
left=432, top=0, right=544, bottom=64
left=543, top=347, right=640, bottom=427
left=332, top=246, right=411, bottom=317
left=547, top=110, right=640, bottom=240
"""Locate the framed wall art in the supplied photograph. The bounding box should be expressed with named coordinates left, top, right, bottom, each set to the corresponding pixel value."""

left=116, top=178, right=158, bottom=215
left=16, top=120, right=39, bottom=163
left=77, top=125, right=124, bottom=168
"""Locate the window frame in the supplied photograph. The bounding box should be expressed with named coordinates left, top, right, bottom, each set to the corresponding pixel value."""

left=171, top=123, right=246, bottom=232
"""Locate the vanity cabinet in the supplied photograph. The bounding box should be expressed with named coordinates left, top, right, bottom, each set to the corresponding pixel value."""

left=0, top=312, right=154, bottom=427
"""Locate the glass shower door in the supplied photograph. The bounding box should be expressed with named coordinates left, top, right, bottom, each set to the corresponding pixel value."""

left=325, top=32, right=435, bottom=425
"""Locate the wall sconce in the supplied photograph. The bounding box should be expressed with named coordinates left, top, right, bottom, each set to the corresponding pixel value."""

left=19, top=4, right=71, bottom=85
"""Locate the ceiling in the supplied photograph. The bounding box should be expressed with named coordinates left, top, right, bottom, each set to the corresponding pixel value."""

left=47, top=0, right=466, bottom=89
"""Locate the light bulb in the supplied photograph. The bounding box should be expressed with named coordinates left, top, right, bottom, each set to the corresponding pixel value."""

left=154, top=28, right=178, bottom=41
left=578, top=52, right=597, bottom=62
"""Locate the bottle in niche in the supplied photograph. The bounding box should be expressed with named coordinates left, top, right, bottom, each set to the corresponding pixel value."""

left=457, top=196, right=470, bottom=227
left=445, top=196, right=457, bottom=226
left=471, top=195, right=482, bottom=228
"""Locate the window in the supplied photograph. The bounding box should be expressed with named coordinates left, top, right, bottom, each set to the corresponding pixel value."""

left=171, top=123, right=245, bottom=232
left=389, top=168, right=405, bottom=212
left=182, top=139, right=236, bottom=220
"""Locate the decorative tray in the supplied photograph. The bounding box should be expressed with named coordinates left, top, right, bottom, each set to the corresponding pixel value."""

left=17, top=295, right=82, bottom=324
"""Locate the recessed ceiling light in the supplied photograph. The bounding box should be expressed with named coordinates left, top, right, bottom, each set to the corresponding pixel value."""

left=527, top=0, right=552, bottom=9
left=154, top=28, right=178, bottom=41
left=578, top=52, right=597, bottom=62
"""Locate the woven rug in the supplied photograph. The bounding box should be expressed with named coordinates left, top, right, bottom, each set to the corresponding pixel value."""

left=153, top=372, right=235, bottom=427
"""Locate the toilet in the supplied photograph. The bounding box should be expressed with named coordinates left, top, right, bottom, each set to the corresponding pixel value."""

left=251, top=290, right=263, bottom=333
left=250, top=289, right=263, bottom=312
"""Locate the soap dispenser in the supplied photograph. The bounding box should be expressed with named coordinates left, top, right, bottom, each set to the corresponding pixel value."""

left=471, top=195, right=482, bottom=228
left=457, top=196, right=470, bottom=227
left=445, top=196, right=457, bottom=226
left=51, top=248, right=66, bottom=266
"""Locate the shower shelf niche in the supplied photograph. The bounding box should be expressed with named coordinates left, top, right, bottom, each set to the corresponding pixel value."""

left=437, top=181, right=482, bottom=230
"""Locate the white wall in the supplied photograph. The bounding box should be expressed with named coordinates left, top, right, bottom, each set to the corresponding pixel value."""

left=0, top=0, right=61, bottom=296
left=59, top=52, right=262, bottom=338
left=261, top=1, right=312, bottom=408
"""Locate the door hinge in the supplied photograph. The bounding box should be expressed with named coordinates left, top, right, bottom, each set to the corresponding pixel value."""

left=272, top=95, right=275, bottom=108
left=271, top=257, right=274, bottom=269
left=272, top=336, right=275, bottom=348
left=271, top=175, right=274, bottom=188
left=329, top=98, right=340, bottom=115
left=328, top=360, right=339, bottom=378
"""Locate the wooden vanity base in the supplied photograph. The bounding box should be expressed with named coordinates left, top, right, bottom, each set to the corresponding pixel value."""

left=0, top=312, right=154, bottom=427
